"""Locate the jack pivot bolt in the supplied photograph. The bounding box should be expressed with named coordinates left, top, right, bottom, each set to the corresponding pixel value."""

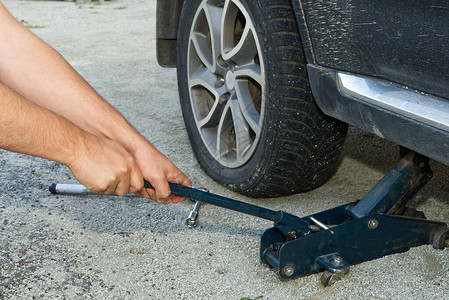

left=283, top=266, right=295, bottom=277
left=368, top=219, right=379, bottom=230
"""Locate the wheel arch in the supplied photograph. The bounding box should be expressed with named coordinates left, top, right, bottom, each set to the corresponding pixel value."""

left=288, top=0, right=316, bottom=65
left=155, top=0, right=313, bottom=68
left=156, top=0, right=185, bottom=67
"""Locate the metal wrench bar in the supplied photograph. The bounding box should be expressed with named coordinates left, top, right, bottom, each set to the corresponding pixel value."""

left=50, top=181, right=284, bottom=223
left=50, top=181, right=309, bottom=236
left=144, top=180, right=283, bottom=223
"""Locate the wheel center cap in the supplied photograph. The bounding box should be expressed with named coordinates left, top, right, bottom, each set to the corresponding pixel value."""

left=225, top=71, right=235, bottom=90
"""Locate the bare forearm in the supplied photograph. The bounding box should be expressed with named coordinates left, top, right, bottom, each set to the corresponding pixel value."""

left=0, top=2, right=143, bottom=151
left=0, top=82, right=146, bottom=196
left=0, top=83, right=84, bottom=166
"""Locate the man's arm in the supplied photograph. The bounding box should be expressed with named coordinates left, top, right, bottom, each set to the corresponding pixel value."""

left=0, top=83, right=144, bottom=196
left=0, top=2, right=128, bottom=141
left=0, top=2, right=191, bottom=202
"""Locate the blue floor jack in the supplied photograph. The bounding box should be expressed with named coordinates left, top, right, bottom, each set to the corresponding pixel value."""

left=50, top=151, right=449, bottom=286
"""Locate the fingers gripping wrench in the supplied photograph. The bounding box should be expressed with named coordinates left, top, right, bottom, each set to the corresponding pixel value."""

left=138, top=182, right=208, bottom=228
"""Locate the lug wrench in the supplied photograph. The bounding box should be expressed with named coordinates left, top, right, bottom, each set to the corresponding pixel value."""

left=50, top=181, right=309, bottom=237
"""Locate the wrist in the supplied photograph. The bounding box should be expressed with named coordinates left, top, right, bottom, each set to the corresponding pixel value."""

left=61, top=126, right=95, bottom=169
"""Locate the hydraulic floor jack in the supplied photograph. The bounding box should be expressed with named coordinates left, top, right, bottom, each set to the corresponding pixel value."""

left=50, top=151, right=449, bottom=286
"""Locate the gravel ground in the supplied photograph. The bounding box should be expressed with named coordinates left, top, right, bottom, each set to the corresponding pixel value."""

left=1, top=1, right=449, bottom=299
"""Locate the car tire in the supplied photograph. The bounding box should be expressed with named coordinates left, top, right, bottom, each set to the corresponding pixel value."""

left=177, top=0, right=347, bottom=197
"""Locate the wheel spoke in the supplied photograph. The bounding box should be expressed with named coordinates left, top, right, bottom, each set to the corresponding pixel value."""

left=202, top=3, right=223, bottom=71
left=234, top=62, right=263, bottom=85
left=190, top=66, right=229, bottom=127
left=190, top=3, right=224, bottom=72
left=191, top=32, right=213, bottom=70
left=235, top=80, right=262, bottom=136
left=197, top=99, right=226, bottom=128
left=229, top=96, right=252, bottom=160
left=216, top=103, right=234, bottom=159
left=225, top=26, right=257, bottom=65
left=189, top=66, right=217, bottom=124
left=221, top=1, right=258, bottom=65
left=190, top=66, right=217, bottom=92
left=216, top=97, right=252, bottom=163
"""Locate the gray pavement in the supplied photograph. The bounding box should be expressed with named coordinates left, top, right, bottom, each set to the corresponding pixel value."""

left=1, top=1, right=449, bottom=299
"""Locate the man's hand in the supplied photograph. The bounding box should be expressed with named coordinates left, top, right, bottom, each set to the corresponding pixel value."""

left=132, top=141, right=191, bottom=204
left=68, top=135, right=192, bottom=203
left=67, top=135, right=145, bottom=197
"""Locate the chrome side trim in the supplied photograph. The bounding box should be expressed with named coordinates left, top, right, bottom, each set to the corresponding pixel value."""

left=337, top=73, right=449, bottom=133
left=307, top=64, right=449, bottom=166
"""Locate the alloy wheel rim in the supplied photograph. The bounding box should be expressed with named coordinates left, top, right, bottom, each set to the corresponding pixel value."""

left=187, top=0, right=265, bottom=168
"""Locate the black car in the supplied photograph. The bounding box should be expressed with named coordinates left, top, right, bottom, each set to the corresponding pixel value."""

left=156, top=0, right=449, bottom=198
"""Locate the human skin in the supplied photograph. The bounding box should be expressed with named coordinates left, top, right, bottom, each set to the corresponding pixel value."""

left=0, top=1, right=191, bottom=203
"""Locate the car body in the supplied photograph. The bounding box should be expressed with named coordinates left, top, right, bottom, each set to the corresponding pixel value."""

left=155, top=0, right=449, bottom=197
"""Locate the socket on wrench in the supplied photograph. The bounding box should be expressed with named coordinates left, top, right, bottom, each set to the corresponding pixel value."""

left=185, top=187, right=208, bottom=228
left=186, top=201, right=202, bottom=228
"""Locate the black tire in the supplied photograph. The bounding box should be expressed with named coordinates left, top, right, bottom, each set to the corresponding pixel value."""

left=177, top=0, right=347, bottom=197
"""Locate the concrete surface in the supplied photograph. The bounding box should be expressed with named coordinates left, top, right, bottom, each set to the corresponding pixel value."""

left=1, top=1, right=449, bottom=299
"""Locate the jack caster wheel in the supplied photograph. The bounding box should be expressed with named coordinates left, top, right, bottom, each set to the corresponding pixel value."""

left=320, top=269, right=349, bottom=287
left=433, top=226, right=449, bottom=250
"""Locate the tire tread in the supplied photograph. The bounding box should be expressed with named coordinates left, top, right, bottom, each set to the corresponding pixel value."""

left=240, top=0, right=347, bottom=197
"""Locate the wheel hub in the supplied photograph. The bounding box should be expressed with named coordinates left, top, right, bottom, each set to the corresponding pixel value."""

left=225, top=70, right=235, bottom=91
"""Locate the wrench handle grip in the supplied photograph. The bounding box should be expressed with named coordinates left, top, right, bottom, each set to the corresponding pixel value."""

left=144, top=180, right=197, bottom=198
left=143, top=180, right=154, bottom=189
